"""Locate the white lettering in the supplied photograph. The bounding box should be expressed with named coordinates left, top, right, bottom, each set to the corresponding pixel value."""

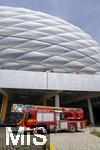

left=6, top=127, right=24, bottom=145
left=6, top=127, right=47, bottom=146
left=33, top=134, right=47, bottom=145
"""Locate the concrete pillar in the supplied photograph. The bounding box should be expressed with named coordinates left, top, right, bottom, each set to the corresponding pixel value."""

left=87, top=97, right=95, bottom=126
left=55, top=94, right=60, bottom=107
left=43, top=99, right=47, bottom=106
left=0, top=96, right=9, bottom=123
left=0, top=96, right=5, bottom=123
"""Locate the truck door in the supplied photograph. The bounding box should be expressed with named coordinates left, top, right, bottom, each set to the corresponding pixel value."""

left=24, top=112, right=33, bottom=126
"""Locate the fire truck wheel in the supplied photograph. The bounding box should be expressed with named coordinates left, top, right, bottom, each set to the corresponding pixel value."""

left=69, top=124, right=76, bottom=133
left=37, top=126, right=47, bottom=134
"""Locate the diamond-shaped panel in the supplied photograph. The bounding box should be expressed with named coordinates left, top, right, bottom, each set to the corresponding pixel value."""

left=0, top=6, right=99, bottom=74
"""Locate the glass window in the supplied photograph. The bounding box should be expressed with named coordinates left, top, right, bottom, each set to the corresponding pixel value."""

left=37, top=112, right=42, bottom=122
left=27, top=112, right=33, bottom=119
left=25, top=112, right=33, bottom=121
left=43, top=113, right=54, bottom=122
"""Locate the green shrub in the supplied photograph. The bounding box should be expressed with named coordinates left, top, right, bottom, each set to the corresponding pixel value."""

left=91, top=128, right=100, bottom=137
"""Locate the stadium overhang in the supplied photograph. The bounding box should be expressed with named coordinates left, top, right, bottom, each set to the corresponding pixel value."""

left=0, top=70, right=100, bottom=91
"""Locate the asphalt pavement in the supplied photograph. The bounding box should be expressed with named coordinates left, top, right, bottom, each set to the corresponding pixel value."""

left=50, top=128, right=100, bottom=150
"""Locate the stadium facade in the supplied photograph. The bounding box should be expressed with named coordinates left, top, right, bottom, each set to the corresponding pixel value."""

left=0, top=6, right=100, bottom=125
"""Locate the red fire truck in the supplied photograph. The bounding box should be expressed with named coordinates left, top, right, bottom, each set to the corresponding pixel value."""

left=14, top=105, right=86, bottom=133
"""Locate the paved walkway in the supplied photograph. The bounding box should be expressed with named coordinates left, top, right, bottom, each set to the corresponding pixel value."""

left=0, top=127, right=100, bottom=150
left=50, top=128, right=100, bottom=150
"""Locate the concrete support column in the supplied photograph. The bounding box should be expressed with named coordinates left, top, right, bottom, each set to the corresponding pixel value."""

left=55, top=94, right=60, bottom=107
left=87, top=97, right=95, bottom=126
left=0, top=96, right=9, bottom=123
left=43, top=99, right=47, bottom=106
left=0, top=96, right=5, bottom=123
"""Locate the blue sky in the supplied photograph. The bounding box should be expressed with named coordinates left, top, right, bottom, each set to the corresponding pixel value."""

left=0, top=0, right=99, bottom=43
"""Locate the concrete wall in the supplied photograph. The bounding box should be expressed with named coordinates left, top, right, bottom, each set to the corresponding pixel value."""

left=48, top=73, right=100, bottom=91
left=0, top=70, right=47, bottom=89
left=0, top=70, right=100, bottom=91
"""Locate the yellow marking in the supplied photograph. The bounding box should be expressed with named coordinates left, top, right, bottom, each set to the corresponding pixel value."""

left=1, top=96, right=9, bottom=122
left=50, top=144, right=55, bottom=150
left=28, top=119, right=33, bottom=122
